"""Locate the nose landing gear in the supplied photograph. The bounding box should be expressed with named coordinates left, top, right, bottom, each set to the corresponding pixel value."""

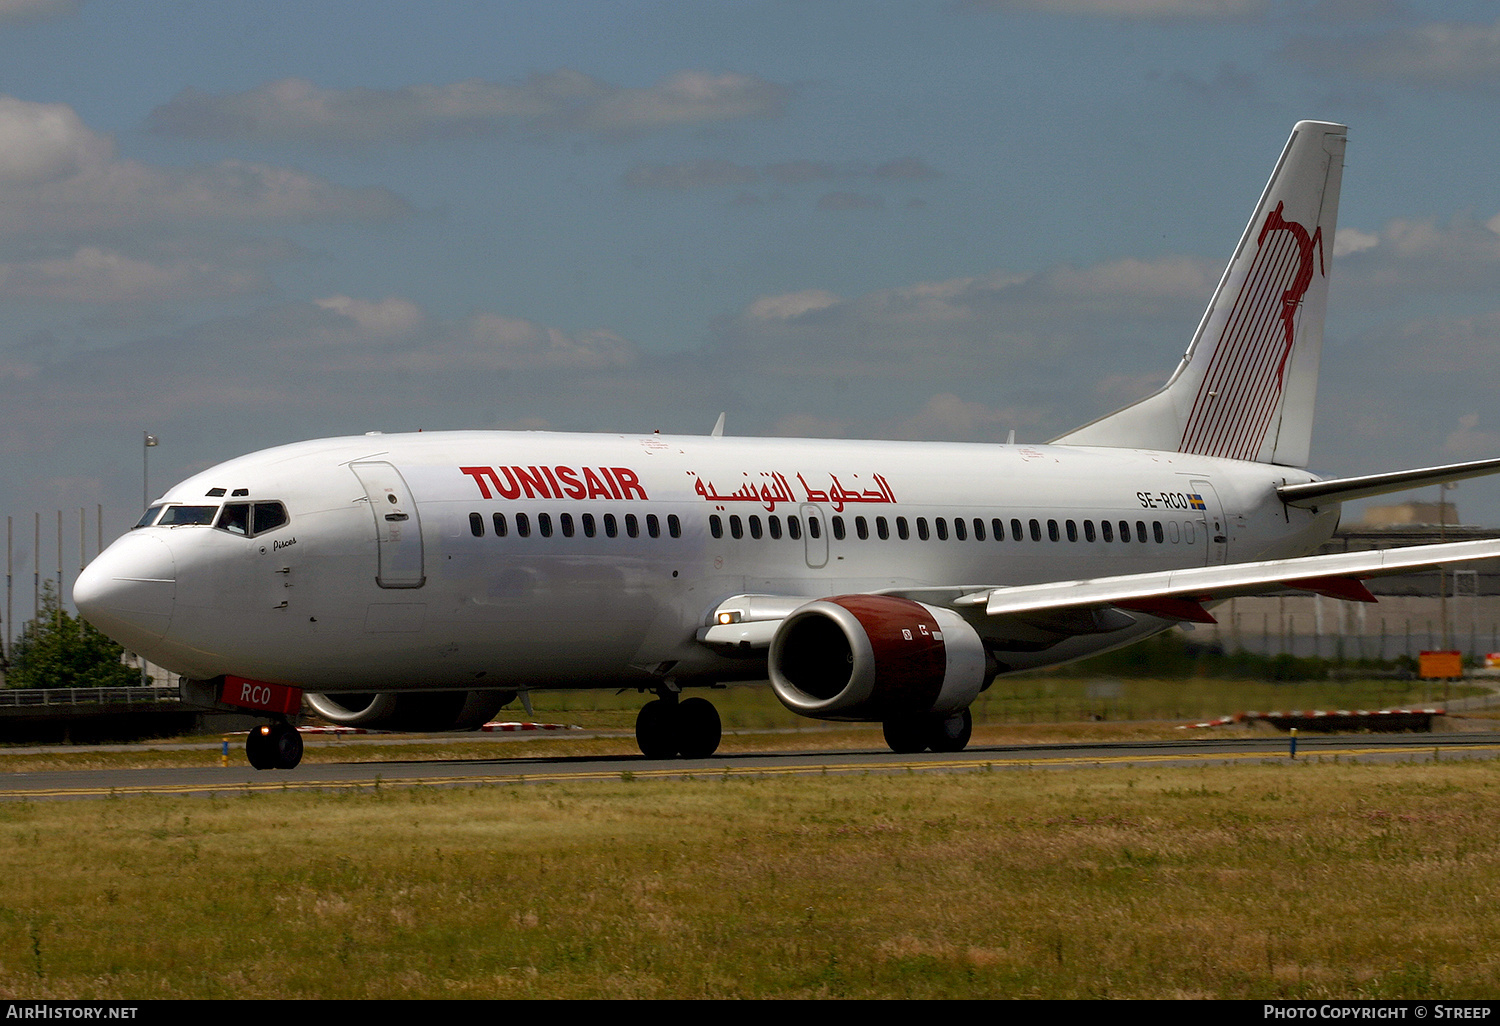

left=245, top=720, right=304, bottom=770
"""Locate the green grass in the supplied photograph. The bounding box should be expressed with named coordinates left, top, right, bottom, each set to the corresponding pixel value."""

left=3, top=759, right=1500, bottom=998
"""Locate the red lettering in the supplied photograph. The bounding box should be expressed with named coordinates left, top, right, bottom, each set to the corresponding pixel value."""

left=600, top=467, right=624, bottom=500
left=555, top=466, right=586, bottom=500
left=512, top=466, right=551, bottom=499
left=582, top=467, right=612, bottom=500
left=493, top=466, right=521, bottom=499
left=611, top=467, right=648, bottom=500
left=540, top=466, right=562, bottom=498
left=460, top=466, right=502, bottom=499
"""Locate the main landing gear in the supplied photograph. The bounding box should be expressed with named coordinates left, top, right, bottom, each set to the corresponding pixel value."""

left=635, top=693, right=722, bottom=760
left=246, top=720, right=304, bottom=770
left=882, top=707, right=973, bottom=755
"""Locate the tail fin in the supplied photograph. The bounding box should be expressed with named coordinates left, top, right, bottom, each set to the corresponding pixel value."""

left=1054, top=120, right=1346, bottom=467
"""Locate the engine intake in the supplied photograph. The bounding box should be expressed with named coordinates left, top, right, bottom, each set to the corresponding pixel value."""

left=768, top=595, right=989, bottom=721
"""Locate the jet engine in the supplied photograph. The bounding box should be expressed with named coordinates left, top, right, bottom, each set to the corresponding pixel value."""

left=767, top=595, right=990, bottom=721
left=304, top=689, right=515, bottom=731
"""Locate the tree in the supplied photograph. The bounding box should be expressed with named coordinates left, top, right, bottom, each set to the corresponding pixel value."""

left=5, top=582, right=141, bottom=689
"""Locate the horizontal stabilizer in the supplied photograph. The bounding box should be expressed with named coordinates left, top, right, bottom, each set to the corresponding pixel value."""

left=1278, top=457, right=1500, bottom=508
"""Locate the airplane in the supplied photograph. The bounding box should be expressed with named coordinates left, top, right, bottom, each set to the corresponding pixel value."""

left=74, top=120, right=1500, bottom=770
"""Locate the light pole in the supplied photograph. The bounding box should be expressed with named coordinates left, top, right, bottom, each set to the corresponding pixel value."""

left=143, top=432, right=158, bottom=510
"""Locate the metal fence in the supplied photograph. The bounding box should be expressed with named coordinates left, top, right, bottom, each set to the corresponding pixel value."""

left=0, top=686, right=179, bottom=708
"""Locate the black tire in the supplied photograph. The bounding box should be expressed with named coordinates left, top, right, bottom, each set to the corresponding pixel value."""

left=676, top=697, right=722, bottom=759
left=270, top=722, right=304, bottom=769
left=635, top=699, right=679, bottom=759
left=245, top=725, right=276, bottom=770
left=882, top=717, right=928, bottom=754
left=927, top=708, right=973, bottom=753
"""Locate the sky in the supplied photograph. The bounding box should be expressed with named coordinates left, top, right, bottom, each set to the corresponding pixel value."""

left=3, top=0, right=1500, bottom=617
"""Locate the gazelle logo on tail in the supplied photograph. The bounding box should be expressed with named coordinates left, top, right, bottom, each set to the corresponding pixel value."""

left=1179, top=201, right=1327, bottom=461
left=1052, top=120, right=1346, bottom=469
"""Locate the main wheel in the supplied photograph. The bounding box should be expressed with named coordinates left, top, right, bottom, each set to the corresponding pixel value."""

left=676, top=697, right=722, bottom=759
left=246, top=722, right=304, bottom=770
left=269, top=721, right=304, bottom=769
left=882, top=717, right=928, bottom=754
left=635, top=699, right=679, bottom=759
left=926, top=708, right=973, bottom=753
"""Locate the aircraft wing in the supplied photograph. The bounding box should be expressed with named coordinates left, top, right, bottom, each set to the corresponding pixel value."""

left=929, top=538, right=1500, bottom=625
left=699, top=539, right=1500, bottom=652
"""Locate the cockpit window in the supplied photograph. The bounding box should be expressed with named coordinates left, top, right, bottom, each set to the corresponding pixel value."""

left=213, top=501, right=289, bottom=538
left=157, top=505, right=218, bottom=527
left=216, top=503, right=251, bottom=536
left=253, top=502, right=289, bottom=534
left=133, top=505, right=164, bottom=529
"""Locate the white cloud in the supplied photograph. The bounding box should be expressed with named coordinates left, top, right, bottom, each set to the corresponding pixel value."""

left=0, top=0, right=78, bottom=26
left=960, top=0, right=1267, bottom=19
left=0, top=96, right=112, bottom=185
left=1287, top=18, right=1500, bottom=89
left=745, top=290, right=842, bottom=320
left=0, top=246, right=267, bottom=303
left=0, top=96, right=409, bottom=236
left=150, top=70, right=792, bottom=145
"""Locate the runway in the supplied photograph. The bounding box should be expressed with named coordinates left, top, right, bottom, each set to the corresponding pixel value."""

left=3, top=731, right=1499, bottom=799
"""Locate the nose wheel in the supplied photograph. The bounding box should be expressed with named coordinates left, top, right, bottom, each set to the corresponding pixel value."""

left=246, top=721, right=304, bottom=770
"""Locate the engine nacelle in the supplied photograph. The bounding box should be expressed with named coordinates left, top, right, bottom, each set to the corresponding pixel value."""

left=768, top=595, right=989, bottom=721
left=304, top=689, right=515, bottom=731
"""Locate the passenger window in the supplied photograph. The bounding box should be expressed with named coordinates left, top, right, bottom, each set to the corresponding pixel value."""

left=646, top=513, right=660, bottom=539
left=625, top=514, right=639, bottom=538
left=748, top=515, right=762, bottom=540
left=1029, top=519, right=1041, bottom=542
left=1101, top=520, right=1112, bottom=542
left=730, top=515, right=743, bottom=540
left=604, top=513, right=618, bottom=538
left=1136, top=520, right=1148, bottom=543
left=876, top=516, right=889, bottom=540
left=1066, top=520, right=1077, bottom=542
left=855, top=516, right=869, bottom=540
left=516, top=513, right=531, bottom=538
left=769, top=515, right=782, bottom=540
left=667, top=514, right=681, bottom=539
left=896, top=517, right=909, bottom=541
left=710, top=515, right=723, bottom=539
left=468, top=512, right=484, bottom=538
left=1083, top=520, right=1095, bottom=542
left=953, top=518, right=966, bottom=541
left=808, top=517, right=821, bottom=540
left=1119, top=520, right=1130, bottom=542
left=973, top=518, right=985, bottom=542
left=935, top=518, right=948, bottom=542
left=493, top=513, right=508, bottom=537
left=788, top=516, right=802, bottom=541
left=560, top=512, right=575, bottom=538
left=581, top=513, right=595, bottom=538
left=1153, top=521, right=1164, bottom=544
left=1047, top=520, right=1059, bottom=542
left=538, top=513, right=553, bottom=538
left=831, top=516, right=845, bottom=541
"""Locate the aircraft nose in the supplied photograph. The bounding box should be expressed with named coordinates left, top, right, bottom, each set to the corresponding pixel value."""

left=74, top=533, right=176, bottom=650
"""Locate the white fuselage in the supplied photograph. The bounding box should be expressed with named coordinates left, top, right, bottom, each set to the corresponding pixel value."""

left=79, top=430, right=1338, bottom=692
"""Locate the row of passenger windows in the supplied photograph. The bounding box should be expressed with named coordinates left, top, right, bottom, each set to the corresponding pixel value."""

left=710, top=513, right=1198, bottom=546
left=469, top=510, right=682, bottom=540
left=467, top=509, right=1198, bottom=546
